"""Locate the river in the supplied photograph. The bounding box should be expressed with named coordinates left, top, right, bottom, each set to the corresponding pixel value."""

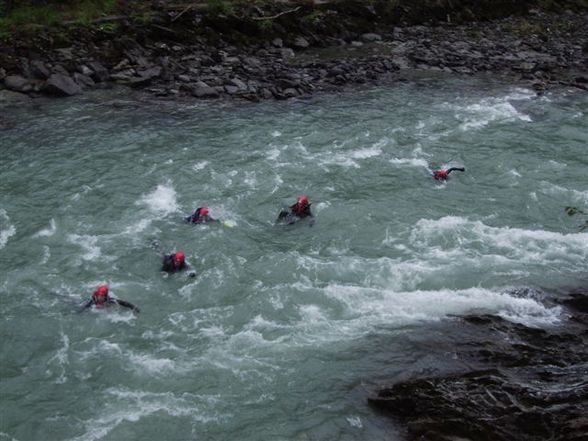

left=1, top=76, right=587, bottom=441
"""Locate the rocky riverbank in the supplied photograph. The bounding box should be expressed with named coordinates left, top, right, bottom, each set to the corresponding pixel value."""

left=368, top=287, right=588, bottom=441
left=1, top=3, right=587, bottom=107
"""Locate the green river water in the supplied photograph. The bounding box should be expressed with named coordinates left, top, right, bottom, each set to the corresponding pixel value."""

left=1, top=76, right=587, bottom=441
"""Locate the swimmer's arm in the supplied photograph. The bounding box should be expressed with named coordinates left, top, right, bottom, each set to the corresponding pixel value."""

left=115, top=299, right=140, bottom=313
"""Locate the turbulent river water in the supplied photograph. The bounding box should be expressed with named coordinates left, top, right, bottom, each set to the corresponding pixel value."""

left=1, top=76, right=587, bottom=441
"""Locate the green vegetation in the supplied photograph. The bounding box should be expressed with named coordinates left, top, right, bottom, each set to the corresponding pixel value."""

left=0, top=0, right=118, bottom=34
left=206, top=0, right=235, bottom=15
left=1, top=0, right=587, bottom=38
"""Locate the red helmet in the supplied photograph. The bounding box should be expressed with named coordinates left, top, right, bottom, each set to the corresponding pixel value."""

left=297, top=195, right=309, bottom=206
left=199, top=207, right=210, bottom=217
left=174, top=251, right=185, bottom=264
left=93, top=284, right=109, bottom=303
left=434, top=170, right=449, bottom=180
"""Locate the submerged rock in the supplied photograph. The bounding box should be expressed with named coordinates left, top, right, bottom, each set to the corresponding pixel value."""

left=369, top=288, right=588, bottom=441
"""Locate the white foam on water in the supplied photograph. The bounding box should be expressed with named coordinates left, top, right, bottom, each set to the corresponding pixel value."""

left=347, top=416, right=363, bottom=428
left=122, top=217, right=152, bottom=235
left=314, top=144, right=384, bottom=170
left=41, top=245, right=51, bottom=264
left=0, top=209, right=16, bottom=250
left=33, top=218, right=56, bottom=238
left=77, top=339, right=123, bottom=360
left=322, top=284, right=562, bottom=331
left=410, top=216, right=588, bottom=266
left=265, top=145, right=281, bottom=161
left=0, top=432, right=20, bottom=441
left=389, top=157, right=429, bottom=168
left=68, top=388, right=224, bottom=441
left=192, top=160, right=209, bottom=171
left=101, top=309, right=138, bottom=323
left=349, top=145, right=383, bottom=159
left=271, top=130, right=282, bottom=137
left=270, top=174, right=283, bottom=194
left=139, top=182, right=178, bottom=215
left=244, top=171, right=258, bottom=188
left=67, top=234, right=103, bottom=261
left=127, top=352, right=180, bottom=375
left=70, top=184, right=92, bottom=202
left=541, top=183, right=588, bottom=205
left=47, top=331, right=70, bottom=384
left=445, top=89, right=534, bottom=131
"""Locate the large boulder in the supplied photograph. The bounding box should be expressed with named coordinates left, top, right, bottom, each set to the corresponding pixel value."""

left=228, top=78, right=247, bottom=91
left=73, top=72, right=95, bottom=89
left=87, top=61, right=109, bottom=82
left=190, top=81, right=219, bottom=98
left=4, top=75, right=31, bottom=93
left=30, top=60, right=51, bottom=79
left=44, top=73, right=82, bottom=96
left=137, top=66, right=162, bottom=80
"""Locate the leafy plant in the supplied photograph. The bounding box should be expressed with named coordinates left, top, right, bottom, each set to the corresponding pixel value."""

left=207, top=0, right=235, bottom=15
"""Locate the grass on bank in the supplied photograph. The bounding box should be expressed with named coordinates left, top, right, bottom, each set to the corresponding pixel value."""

left=0, top=0, right=119, bottom=36
left=1, top=0, right=588, bottom=38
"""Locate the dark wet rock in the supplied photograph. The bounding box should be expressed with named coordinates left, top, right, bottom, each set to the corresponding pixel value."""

left=55, top=47, right=74, bottom=61
left=282, top=88, right=299, bottom=98
left=243, top=56, right=262, bottom=68
left=4, top=75, right=31, bottom=93
left=128, top=76, right=153, bottom=88
left=87, top=61, right=109, bottom=82
left=294, top=37, right=310, bottom=49
left=280, top=48, right=295, bottom=59
left=110, top=69, right=136, bottom=82
left=73, top=73, right=95, bottom=89
left=227, top=78, right=247, bottom=91
left=137, top=66, right=162, bottom=80
left=224, top=85, right=239, bottom=95
left=112, top=59, right=131, bottom=71
left=190, top=80, right=219, bottom=98
left=361, top=33, right=382, bottom=42
left=51, top=64, right=70, bottom=77
left=0, top=67, right=5, bottom=81
left=78, top=65, right=94, bottom=77
left=369, top=289, right=588, bottom=441
left=0, top=7, right=586, bottom=102
left=30, top=60, right=51, bottom=80
left=44, top=73, right=82, bottom=96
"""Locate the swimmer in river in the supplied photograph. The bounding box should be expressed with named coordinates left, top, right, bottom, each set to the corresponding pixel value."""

left=80, top=284, right=140, bottom=313
left=433, top=167, right=465, bottom=181
left=277, top=195, right=314, bottom=226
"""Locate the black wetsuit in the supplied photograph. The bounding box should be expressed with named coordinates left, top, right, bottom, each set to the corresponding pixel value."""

left=185, top=208, right=220, bottom=224
left=277, top=203, right=314, bottom=225
left=81, top=297, right=140, bottom=313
